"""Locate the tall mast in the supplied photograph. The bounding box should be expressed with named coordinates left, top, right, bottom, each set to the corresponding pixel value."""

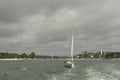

left=71, top=28, right=74, bottom=62
left=100, top=48, right=103, bottom=58
left=100, top=48, right=102, bottom=55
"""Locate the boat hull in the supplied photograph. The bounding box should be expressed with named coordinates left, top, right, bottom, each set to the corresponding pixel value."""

left=64, top=61, right=75, bottom=68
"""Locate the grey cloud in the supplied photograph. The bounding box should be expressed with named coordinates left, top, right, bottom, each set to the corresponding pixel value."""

left=0, top=0, right=120, bottom=55
left=0, top=24, right=24, bottom=38
left=0, top=0, right=107, bottom=23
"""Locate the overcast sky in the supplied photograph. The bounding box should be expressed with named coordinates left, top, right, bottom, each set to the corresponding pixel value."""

left=0, top=0, right=120, bottom=56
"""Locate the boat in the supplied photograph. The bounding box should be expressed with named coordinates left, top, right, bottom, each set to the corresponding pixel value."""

left=64, top=60, right=75, bottom=68
left=100, top=48, right=103, bottom=58
left=64, top=28, right=75, bottom=68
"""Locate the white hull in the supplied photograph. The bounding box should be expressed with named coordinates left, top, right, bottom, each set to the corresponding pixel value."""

left=64, top=61, right=75, bottom=68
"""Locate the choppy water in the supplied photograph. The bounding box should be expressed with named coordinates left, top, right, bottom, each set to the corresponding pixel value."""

left=0, top=60, right=120, bottom=80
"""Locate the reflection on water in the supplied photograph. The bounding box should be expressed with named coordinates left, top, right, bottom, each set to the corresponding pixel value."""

left=0, top=60, right=120, bottom=80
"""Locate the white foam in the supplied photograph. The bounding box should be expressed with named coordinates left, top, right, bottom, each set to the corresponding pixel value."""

left=5, top=72, right=10, bottom=75
left=106, top=68, right=120, bottom=78
left=47, top=75, right=63, bottom=80
left=51, top=76, right=57, bottom=80
left=47, top=69, right=78, bottom=80
left=85, top=67, right=119, bottom=80
left=103, top=64, right=120, bottom=78
left=21, top=67, right=27, bottom=70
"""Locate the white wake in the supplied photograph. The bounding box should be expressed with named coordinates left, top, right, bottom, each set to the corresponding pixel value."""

left=86, top=67, right=119, bottom=80
left=47, top=69, right=78, bottom=80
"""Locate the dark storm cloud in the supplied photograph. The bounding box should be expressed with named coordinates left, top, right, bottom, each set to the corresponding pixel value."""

left=0, top=0, right=107, bottom=23
left=0, top=0, right=120, bottom=55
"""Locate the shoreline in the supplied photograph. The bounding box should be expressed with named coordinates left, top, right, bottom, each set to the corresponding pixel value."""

left=0, top=58, right=120, bottom=61
left=0, top=58, right=38, bottom=61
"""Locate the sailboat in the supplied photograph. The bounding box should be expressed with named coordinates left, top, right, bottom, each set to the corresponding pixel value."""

left=100, top=48, right=103, bottom=58
left=64, top=28, right=75, bottom=68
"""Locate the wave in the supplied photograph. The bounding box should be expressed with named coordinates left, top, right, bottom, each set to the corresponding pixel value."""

left=47, top=68, right=79, bottom=80
left=85, top=67, right=119, bottom=80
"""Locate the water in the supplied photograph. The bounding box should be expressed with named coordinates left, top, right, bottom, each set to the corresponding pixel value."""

left=0, top=60, right=120, bottom=80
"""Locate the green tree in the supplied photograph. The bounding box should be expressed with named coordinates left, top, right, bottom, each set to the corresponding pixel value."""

left=21, top=53, right=27, bottom=58
left=29, top=52, right=36, bottom=59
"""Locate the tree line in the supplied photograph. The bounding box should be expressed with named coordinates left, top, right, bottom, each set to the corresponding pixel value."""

left=75, top=51, right=120, bottom=59
left=0, top=51, right=120, bottom=59
left=0, top=52, right=36, bottom=59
